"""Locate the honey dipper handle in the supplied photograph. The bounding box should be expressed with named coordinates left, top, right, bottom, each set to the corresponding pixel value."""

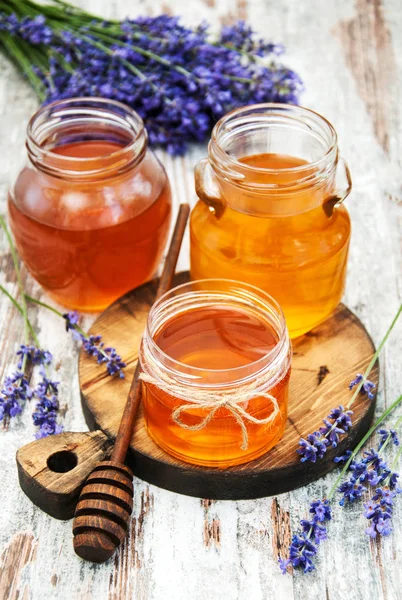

left=111, top=202, right=190, bottom=463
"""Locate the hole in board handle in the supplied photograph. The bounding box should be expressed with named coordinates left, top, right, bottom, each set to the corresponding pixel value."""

left=47, top=450, right=78, bottom=473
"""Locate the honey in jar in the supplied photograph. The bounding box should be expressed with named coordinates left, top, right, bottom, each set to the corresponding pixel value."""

left=8, top=98, right=172, bottom=311
left=190, top=104, right=352, bottom=338
left=140, top=280, right=291, bottom=467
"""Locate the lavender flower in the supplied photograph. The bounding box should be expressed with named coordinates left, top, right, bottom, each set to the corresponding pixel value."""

left=349, top=374, right=376, bottom=400
left=16, top=344, right=52, bottom=369
left=378, top=428, right=400, bottom=449
left=82, top=336, right=126, bottom=378
left=0, top=370, right=32, bottom=424
left=364, top=487, right=399, bottom=538
left=279, top=499, right=332, bottom=574
left=333, top=450, right=353, bottom=463
left=0, top=341, right=52, bottom=425
left=338, top=448, right=391, bottom=505
left=0, top=9, right=303, bottom=155
left=63, top=311, right=126, bottom=378
left=298, top=406, right=353, bottom=462
left=32, top=366, right=63, bottom=439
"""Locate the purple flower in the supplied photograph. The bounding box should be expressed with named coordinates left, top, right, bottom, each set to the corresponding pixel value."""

left=0, top=371, right=32, bottom=423
left=63, top=311, right=80, bottom=331
left=280, top=499, right=331, bottom=574
left=32, top=366, right=63, bottom=439
left=16, top=344, right=52, bottom=369
left=378, top=428, right=400, bottom=449
left=338, top=480, right=367, bottom=505
left=80, top=335, right=126, bottom=378
left=338, top=447, right=392, bottom=505
left=63, top=311, right=126, bottom=378
left=349, top=374, right=376, bottom=400
left=297, top=432, right=329, bottom=462
left=0, top=12, right=303, bottom=155
left=333, top=450, right=353, bottom=463
left=298, top=406, right=353, bottom=462
left=363, top=485, right=400, bottom=539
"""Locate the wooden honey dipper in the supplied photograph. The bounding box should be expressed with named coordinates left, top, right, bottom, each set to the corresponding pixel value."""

left=72, top=203, right=190, bottom=563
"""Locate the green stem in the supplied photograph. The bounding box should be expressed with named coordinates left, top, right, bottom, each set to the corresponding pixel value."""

left=0, top=33, right=46, bottom=100
left=24, top=294, right=115, bottom=363
left=347, top=304, right=402, bottom=408
left=0, top=216, right=32, bottom=346
left=0, top=284, right=39, bottom=346
left=391, top=444, right=402, bottom=470
left=328, top=393, right=402, bottom=499
left=24, top=294, right=87, bottom=338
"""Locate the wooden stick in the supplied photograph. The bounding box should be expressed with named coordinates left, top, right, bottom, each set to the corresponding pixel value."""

left=73, top=203, right=190, bottom=563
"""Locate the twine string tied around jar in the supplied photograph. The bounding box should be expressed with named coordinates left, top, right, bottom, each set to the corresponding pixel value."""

left=139, top=364, right=281, bottom=451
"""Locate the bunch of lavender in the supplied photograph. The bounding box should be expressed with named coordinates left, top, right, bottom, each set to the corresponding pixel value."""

left=297, top=303, right=402, bottom=463
left=0, top=0, right=303, bottom=155
left=281, top=394, right=402, bottom=574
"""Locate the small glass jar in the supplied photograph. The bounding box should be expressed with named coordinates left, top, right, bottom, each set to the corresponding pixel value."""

left=140, top=279, right=291, bottom=467
left=8, top=98, right=172, bottom=311
left=190, top=104, right=352, bottom=338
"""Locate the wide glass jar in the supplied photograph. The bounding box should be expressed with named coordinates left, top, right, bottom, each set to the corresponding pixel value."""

left=8, top=98, right=172, bottom=311
left=140, top=279, right=291, bottom=468
left=190, top=104, right=352, bottom=338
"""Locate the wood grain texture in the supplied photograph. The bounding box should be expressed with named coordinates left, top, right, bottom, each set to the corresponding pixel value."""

left=79, top=275, right=379, bottom=499
left=0, top=0, right=401, bottom=598
left=17, top=430, right=113, bottom=519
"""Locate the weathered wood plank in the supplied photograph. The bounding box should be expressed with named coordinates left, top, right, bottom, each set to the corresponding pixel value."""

left=0, top=0, right=401, bottom=599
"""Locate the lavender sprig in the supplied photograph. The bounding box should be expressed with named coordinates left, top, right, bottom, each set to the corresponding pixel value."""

left=23, top=296, right=126, bottom=379
left=64, top=311, right=126, bottom=378
left=281, top=394, right=402, bottom=574
left=360, top=426, right=402, bottom=539
left=297, top=304, right=402, bottom=463
left=0, top=3, right=303, bottom=155
left=279, top=500, right=331, bottom=574
left=297, top=406, right=353, bottom=463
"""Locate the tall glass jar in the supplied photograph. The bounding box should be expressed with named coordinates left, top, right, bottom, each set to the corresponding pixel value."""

left=8, top=98, right=172, bottom=311
left=140, top=279, right=291, bottom=467
left=190, top=104, right=352, bottom=338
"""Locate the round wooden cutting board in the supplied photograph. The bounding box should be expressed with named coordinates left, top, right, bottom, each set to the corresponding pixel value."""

left=79, top=272, right=379, bottom=500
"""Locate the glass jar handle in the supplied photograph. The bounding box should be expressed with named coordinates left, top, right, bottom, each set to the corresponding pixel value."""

left=194, top=158, right=226, bottom=218
left=323, top=157, right=352, bottom=217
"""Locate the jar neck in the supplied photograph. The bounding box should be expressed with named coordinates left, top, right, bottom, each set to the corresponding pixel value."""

left=140, top=279, right=291, bottom=389
left=208, top=103, right=338, bottom=195
left=26, top=98, right=147, bottom=181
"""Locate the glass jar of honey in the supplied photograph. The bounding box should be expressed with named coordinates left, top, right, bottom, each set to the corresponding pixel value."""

left=8, top=98, right=172, bottom=311
left=190, top=104, right=352, bottom=338
left=140, top=279, right=291, bottom=467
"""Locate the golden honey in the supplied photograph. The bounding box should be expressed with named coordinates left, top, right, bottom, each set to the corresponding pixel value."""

left=140, top=280, right=291, bottom=467
left=190, top=104, right=352, bottom=338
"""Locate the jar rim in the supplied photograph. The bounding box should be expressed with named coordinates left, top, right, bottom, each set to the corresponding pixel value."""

left=209, top=103, right=338, bottom=180
left=26, top=97, right=147, bottom=179
left=141, top=278, right=290, bottom=384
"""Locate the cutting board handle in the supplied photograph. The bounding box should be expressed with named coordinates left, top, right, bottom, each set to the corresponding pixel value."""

left=16, top=431, right=113, bottom=520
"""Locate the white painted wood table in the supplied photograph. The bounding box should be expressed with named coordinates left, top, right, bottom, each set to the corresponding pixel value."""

left=0, top=0, right=401, bottom=598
